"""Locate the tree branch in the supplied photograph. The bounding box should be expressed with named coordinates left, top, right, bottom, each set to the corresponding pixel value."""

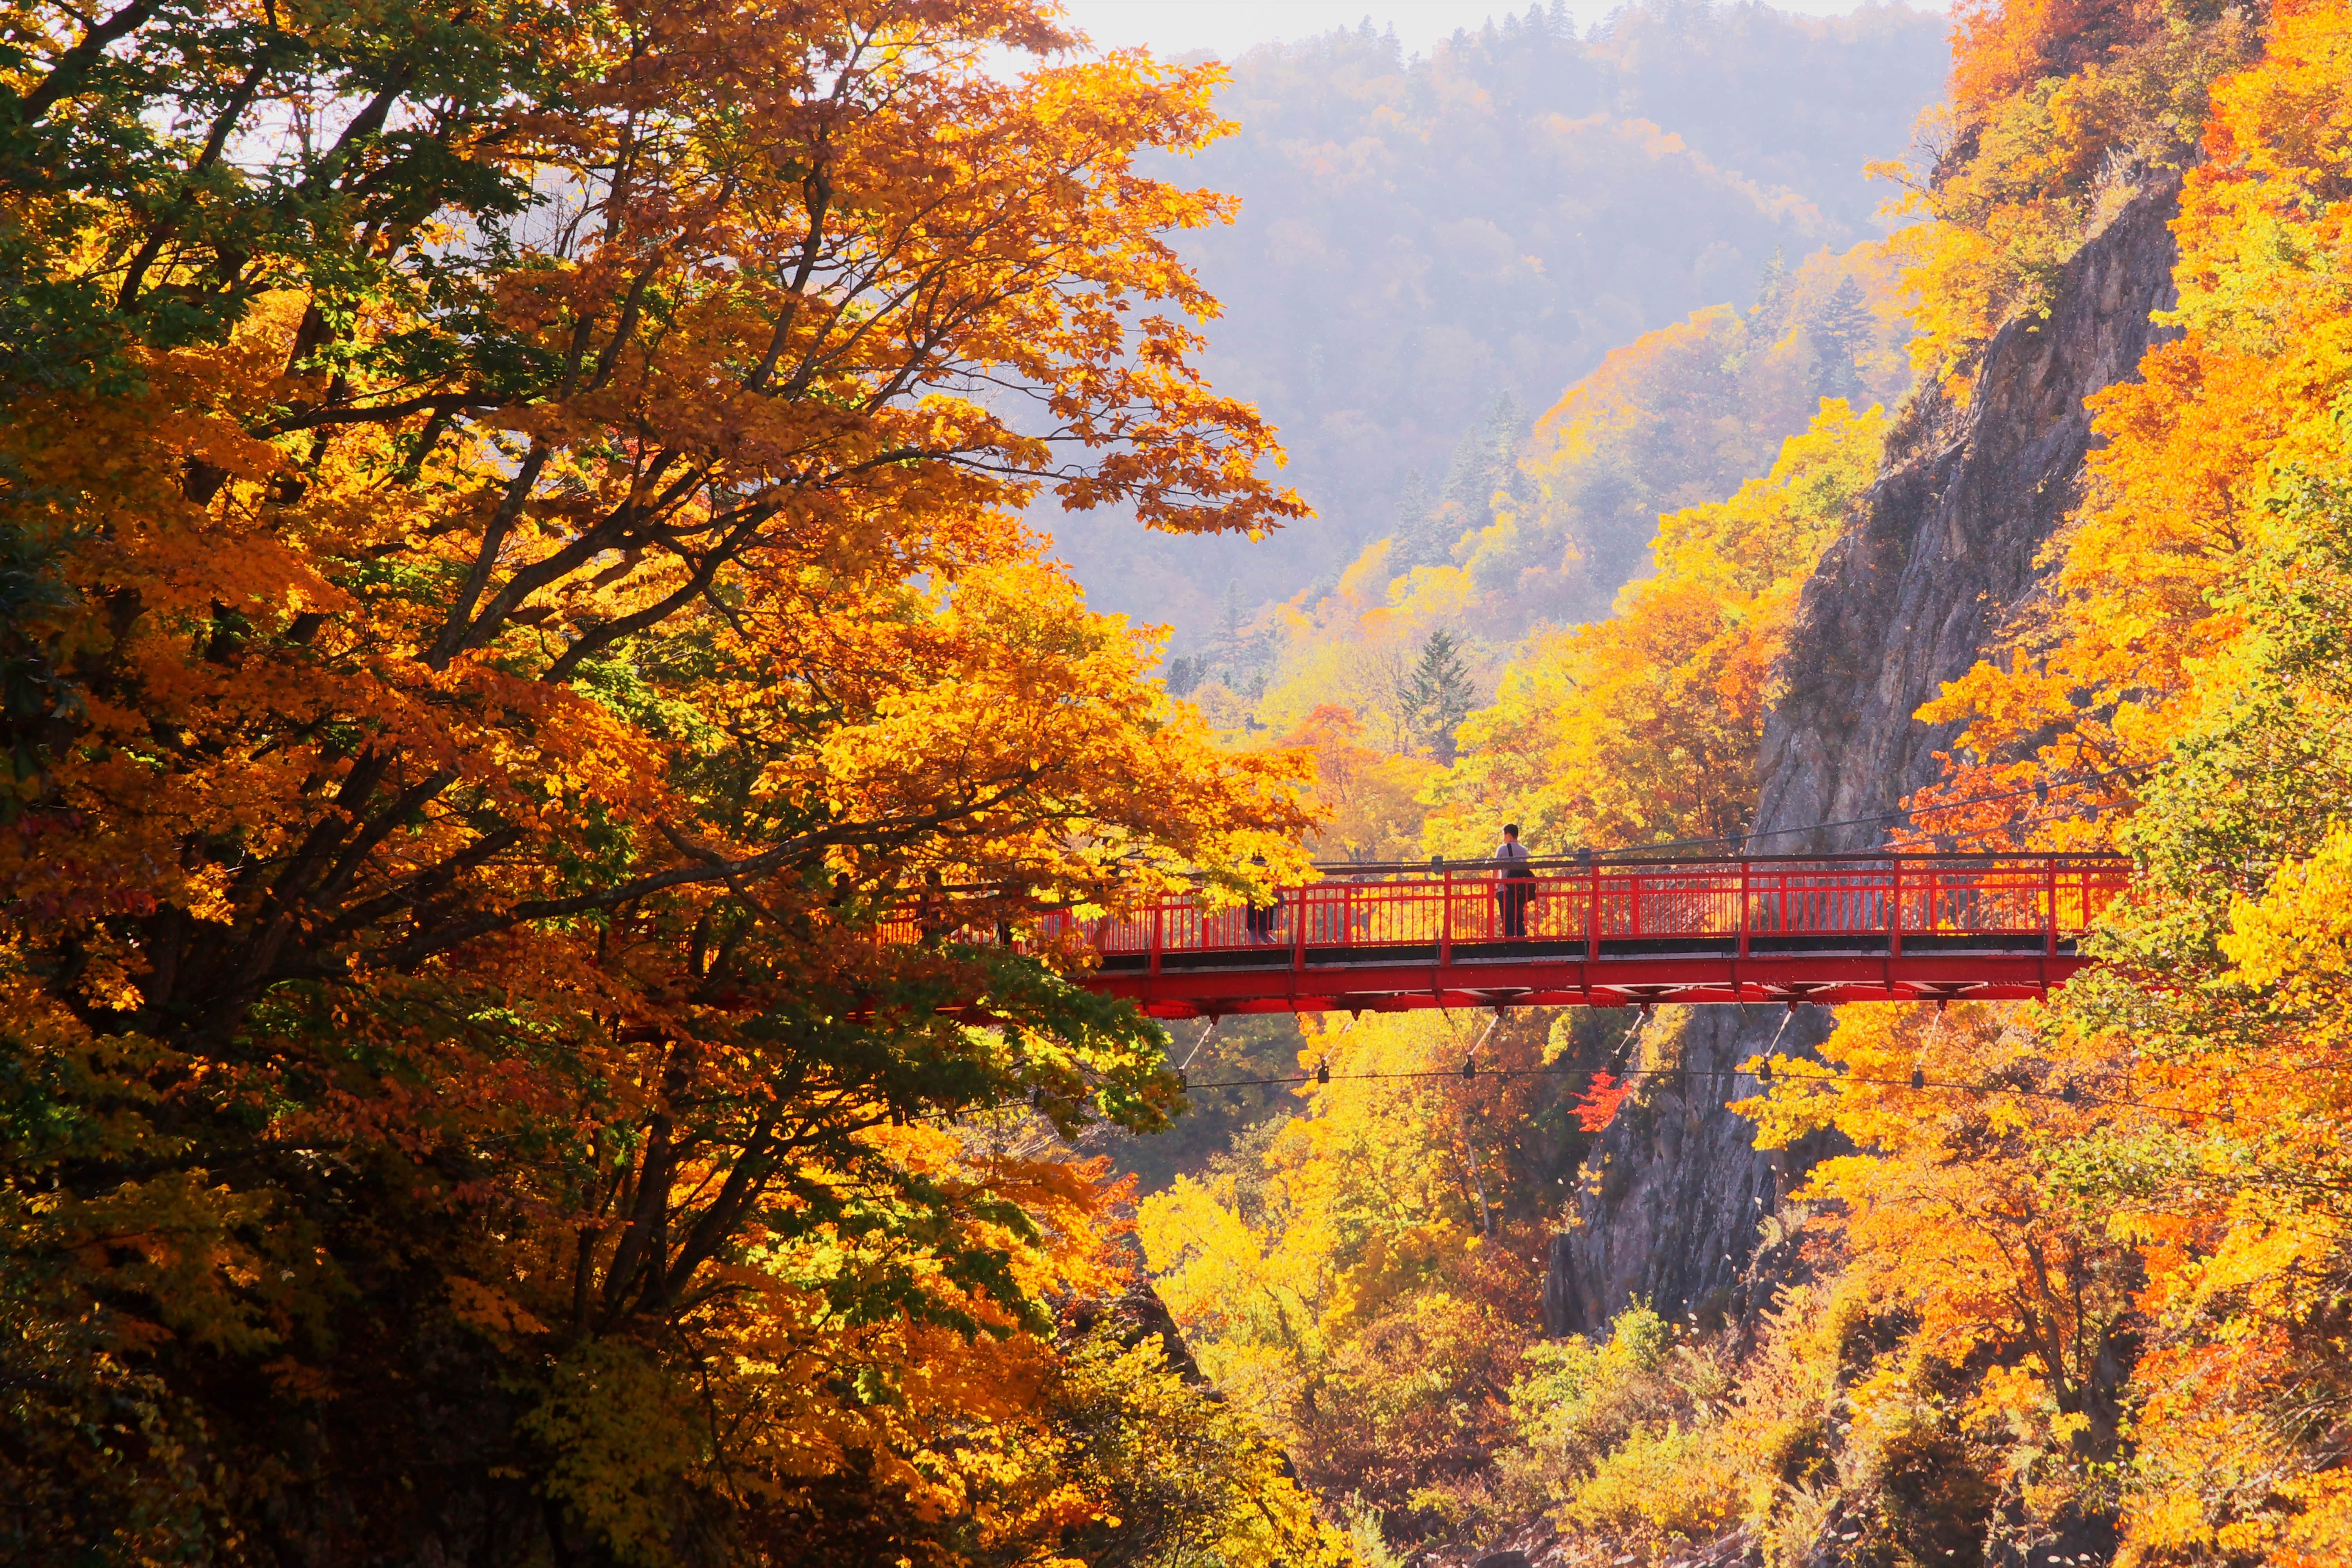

left=15, top=0, right=157, bottom=124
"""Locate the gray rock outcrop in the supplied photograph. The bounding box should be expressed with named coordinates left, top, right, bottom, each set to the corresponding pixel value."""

left=1755, top=177, right=2185, bottom=853
left=1543, top=1004, right=1835, bottom=1338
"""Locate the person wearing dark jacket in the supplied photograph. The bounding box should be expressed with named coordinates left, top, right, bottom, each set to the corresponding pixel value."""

left=1494, top=823, right=1534, bottom=937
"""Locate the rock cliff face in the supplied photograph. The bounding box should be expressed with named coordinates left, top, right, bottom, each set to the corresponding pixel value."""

left=1754, top=177, right=2185, bottom=854
left=1543, top=1004, right=1833, bottom=1337
left=1543, top=179, right=2184, bottom=1335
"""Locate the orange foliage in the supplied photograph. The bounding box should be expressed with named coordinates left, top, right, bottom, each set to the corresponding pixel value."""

left=0, top=2, right=1334, bottom=1560
left=1142, top=1006, right=1577, bottom=1543
left=1768, top=9, right=2352, bottom=1559
left=1281, top=702, right=1441, bottom=863
left=1913, top=0, right=2352, bottom=845
left=1572, top=1069, right=1630, bottom=1132
left=1947, top=0, right=2166, bottom=123
left=1742, top=1002, right=2141, bottom=1518
left=1891, top=0, right=2257, bottom=396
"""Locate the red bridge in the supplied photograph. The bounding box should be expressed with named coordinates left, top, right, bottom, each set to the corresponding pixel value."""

left=1036, top=854, right=2127, bottom=1020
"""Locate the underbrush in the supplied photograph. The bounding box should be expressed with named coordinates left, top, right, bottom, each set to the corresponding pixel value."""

left=1488, top=1266, right=2106, bottom=1568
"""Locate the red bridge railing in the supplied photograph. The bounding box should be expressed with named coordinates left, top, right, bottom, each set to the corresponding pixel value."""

left=897, top=853, right=2130, bottom=1019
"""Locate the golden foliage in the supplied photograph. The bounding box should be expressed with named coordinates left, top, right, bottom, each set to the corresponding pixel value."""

left=1732, top=14, right=2352, bottom=1559
left=1140, top=1007, right=1569, bottom=1545
left=1889, top=0, right=2259, bottom=396
left=1279, top=704, right=1441, bottom=864
left=0, top=2, right=1334, bottom=1561
left=1428, top=399, right=1886, bottom=856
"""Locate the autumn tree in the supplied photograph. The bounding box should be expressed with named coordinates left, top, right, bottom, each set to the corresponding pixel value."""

left=0, top=1, right=1332, bottom=1562
left=1766, top=7, right=2352, bottom=1558
left=1882, top=0, right=2261, bottom=396
left=1740, top=1002, right=2145, bottom=1543
left=1280, top=702, right=1438, bottom=862
left=1141, top=1006, right=1590, bottom=1547
left=1429, top=399, right=1885, bottom=856
left=2055, top=461, right=2352, bottom=1562
left=1913, top=0, right=2352, bottom=844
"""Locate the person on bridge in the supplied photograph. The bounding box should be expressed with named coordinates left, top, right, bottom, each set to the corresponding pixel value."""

left=917, top=868, right=949, bottom=945
left=1494, top=823, right=1535, bottom=937
left=1243, top=853, right=1279, bottom=944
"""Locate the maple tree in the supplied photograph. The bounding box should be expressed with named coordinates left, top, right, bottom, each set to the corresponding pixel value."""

left=1739, top=1002, right=2143, bottom=1541
left=1916, top=0, right=2352, bottom=824
left=0, top=0, right=1337, bottom=1561
left=1569, top=1069, right=1630, bottom=1133
left=2062, top=461, right=2352, bottom=1563
left=1274, top=702, right=1438, bottom=864
left=1884, top=0, right=2259, bottom=397
left=1139, top=1004, right=1652, bottom=1553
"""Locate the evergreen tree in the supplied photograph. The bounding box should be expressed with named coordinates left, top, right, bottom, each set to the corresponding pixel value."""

left=1480, top=388, right=1527, bottom=456
left=1396, top=469, right=1434, bottom=533
left=1406, top=628, right=1477, bottom=761
left=1483, top=390, right=1535, bottom=513
left=1393, top=469, right=1445, bottom=569
left=1750, top=246, right=1793, bottom=338
left=1441, top=424, right=1493, bottom=518
left=1805, top=274, right=1873, bottom=403
left=1439, top=390, right=1534, bottom=545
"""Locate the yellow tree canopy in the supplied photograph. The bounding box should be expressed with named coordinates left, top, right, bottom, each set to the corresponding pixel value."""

left=1752, top=8, right=2352, bottom=1558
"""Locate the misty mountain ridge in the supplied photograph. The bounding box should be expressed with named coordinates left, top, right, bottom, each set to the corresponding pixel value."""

left=1043, top=0, right=1950, bottom=649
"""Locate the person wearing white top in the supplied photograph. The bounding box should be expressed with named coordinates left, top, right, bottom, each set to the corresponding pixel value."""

left=1494, top=823, right=1534, bottom=937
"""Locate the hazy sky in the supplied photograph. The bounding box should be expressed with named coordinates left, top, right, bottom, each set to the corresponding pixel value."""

left=1057, top=0, right=1936, bottom=60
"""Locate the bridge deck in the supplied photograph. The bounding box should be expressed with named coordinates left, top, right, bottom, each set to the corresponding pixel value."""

left=1047, top=853, right=2126, bottom=1019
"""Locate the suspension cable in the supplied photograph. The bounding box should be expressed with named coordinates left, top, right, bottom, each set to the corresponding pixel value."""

left=1180, top=1053, right=2249, bottom=1125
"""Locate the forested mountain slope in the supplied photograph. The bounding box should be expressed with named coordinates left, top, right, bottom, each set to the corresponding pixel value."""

left=1214, top=243, right=1912, bottom=757
left=1145, top=2, right=2352, bottom=1564
left=1052, top=2, right=1951, bottom=641
left=16, top=0, right=2352, bottom=1562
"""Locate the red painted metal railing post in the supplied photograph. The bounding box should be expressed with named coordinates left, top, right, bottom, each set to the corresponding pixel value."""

left=1891, top=857, right=1904, bottom=959
left=1291, top=883, right=1306, bottom=974
left=1737, top=858, right=1750, bottom=960
left=1586, top=861, right=1599, bottom=964
left=1151, top=901, right=1163, bottom=977
left=2045, top=857, right=2059, bottom=956
left=1440, top=866, right=1453, bottom=966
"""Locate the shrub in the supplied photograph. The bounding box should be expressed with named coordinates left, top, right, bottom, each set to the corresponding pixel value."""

left=1563, top=1423, right=1746, bottom=1548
